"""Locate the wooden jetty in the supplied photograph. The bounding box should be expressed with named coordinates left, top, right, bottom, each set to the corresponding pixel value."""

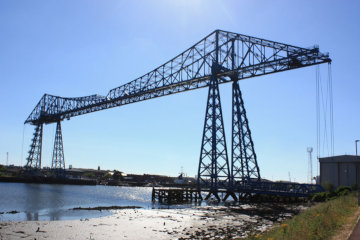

left=152, top=181, right=325, bottom=204
left=152, top=188, right=203, bottom=204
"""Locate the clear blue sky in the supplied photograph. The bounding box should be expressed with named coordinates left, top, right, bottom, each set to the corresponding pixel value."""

left=0, top=0, right=359, bottom=182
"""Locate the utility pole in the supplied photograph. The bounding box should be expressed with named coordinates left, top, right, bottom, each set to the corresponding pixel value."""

left=307, top=147, right=313, bottom=184
left=356, top=140, right=360, bottom=156
left=6, top=152, right=9, bottom=166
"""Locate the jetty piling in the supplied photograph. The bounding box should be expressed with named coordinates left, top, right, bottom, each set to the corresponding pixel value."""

left=152, top=188, right=203, bottom=204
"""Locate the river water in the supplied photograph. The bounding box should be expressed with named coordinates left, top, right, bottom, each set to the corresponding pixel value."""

left=0, top=182, right=155, bottom=221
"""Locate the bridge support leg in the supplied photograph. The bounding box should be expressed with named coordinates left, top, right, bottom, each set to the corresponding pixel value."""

left=25, top=124, right=43, bottom=170
left=223, top=191, right=238, bottom=201
left=231, top=80, right=261, bottom=187
left=197, top=72, right=230, bottom=201
left=52, top=121, right=66, bottom=175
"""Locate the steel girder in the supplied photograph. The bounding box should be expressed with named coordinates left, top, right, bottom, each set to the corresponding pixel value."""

left=51, top=121, right=65, bottom=171
left=25, top=30, right=331, bottom=125
left=25, top=94, right=106, bottom=124
left=25, top=124, right=43, bottom=169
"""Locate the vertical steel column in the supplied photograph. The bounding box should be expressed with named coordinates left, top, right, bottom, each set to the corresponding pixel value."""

left=52, top=121, right=65, bottom=172
left=197, top=68, right=230, bottom=201
left=230, top=39, right=236, bottom=189
left=231, top=80, right=260, bottom=188
left=25, top=124, right=43, bottom=169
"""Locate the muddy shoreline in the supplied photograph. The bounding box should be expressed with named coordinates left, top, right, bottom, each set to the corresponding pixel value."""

left=0, top=202, right=310, bottom=239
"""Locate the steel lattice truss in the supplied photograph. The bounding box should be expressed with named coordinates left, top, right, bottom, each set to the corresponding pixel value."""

left=198, top=72, right=230, bottom=197
left=24, top=30, right=330, bottom=196
left=25, top=30, right=330, bottom=125
left=25, top=124, right=43, bottom=169
left=51, top=121, right=65, bottom=170
left=231, top=80, right=260, bottom=186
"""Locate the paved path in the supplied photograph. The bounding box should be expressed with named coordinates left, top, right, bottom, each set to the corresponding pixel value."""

left=348, top=217, right=360, bottom=240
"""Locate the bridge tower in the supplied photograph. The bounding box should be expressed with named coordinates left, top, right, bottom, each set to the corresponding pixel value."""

left=51, top=121, right=66, bottom=174
left=197, top=66, right=230, bottom=201
left=25, top=124, right=43, bottom=169
left=231, top=80, right=261, bottom=187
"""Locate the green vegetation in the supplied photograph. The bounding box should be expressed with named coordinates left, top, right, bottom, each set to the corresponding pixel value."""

left=0, top=165, right=7, bottom=177
left=83, top=172, right=95, bottom=179
left=246, top=192, right=358, bottom=240
left=0, top=165, right=6, bottom=172
left=103, top=172, right=112, bottom=179
left=312, top=186, right=352, bottom=202
left=112, top=170, right=123, bottom=180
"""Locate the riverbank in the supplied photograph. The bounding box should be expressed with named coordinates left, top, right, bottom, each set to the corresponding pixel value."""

left=0, top=203, right=308, bottom=239
left=0, top=176, right=96, bottom=185
left=0, top=165, right=197, bottom=188
left=244, top=193, right=359, bottom=240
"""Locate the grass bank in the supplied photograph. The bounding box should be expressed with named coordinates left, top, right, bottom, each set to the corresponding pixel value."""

left=246, top=193, right=359, bottom=240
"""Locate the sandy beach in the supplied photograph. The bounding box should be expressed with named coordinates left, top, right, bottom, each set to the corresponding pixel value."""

left=0, top=203, right=307, bottom=240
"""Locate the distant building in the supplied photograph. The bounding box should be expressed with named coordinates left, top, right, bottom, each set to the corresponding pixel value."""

left=319, top=155, right=360, bottom=188
left=65, top=167, right=117, bottom=180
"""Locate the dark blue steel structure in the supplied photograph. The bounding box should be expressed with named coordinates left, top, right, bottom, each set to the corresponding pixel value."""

left=51, top=121, right=66, bottom=175
left=198, top=63, right=231, bottom=201
left=24, top=30, right=331, bottom=199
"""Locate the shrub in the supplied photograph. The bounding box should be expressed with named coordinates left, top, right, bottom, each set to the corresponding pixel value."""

left=312, top=192, right=327, bottom=202
left=312, top=186, right=352, bottom=202
left=0, top=165, right=6, bottom=172
left=112, top=170, right=123, bottom=180
left=326, top=191, right=338, bottom=200
left=335, top=186, right=351, bottom=196
left=338, top=189, right=350, bottom=196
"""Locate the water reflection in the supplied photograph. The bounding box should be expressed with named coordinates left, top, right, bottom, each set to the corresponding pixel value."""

left=0, top=183, right=153, bottom=221
left=24, top=184, right=41, bottom=220
left=48, top=185, right=64, bottom=221
left=23, top=183, right=64, bottom=220
left=26, top=211, right=39, bottom=221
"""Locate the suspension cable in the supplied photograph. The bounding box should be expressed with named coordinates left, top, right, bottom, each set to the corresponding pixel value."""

left=328, top=63, right=334, bottom=155
left=316, top=65, right=320, bottom=159
left=316, top=64, right=334, bottom=159
left=320, top=64, right=330, bottom=156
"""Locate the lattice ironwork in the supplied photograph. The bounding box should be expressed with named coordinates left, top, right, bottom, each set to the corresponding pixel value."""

left=52, top=121, right=65, bottom=171
left=23, top=28, right=331, bottom=199
left=25, top=30, right=330, bottom=125
left=25, top=124, right=43, bottom=169
left=197, top=66, right=230, bottom=200
left=231, top=81, right=260, bottom=189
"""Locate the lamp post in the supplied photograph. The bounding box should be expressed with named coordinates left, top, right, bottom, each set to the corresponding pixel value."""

left=356, top=140, right=360, bottom=156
